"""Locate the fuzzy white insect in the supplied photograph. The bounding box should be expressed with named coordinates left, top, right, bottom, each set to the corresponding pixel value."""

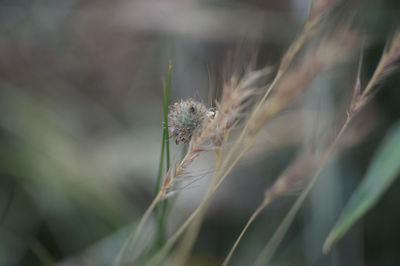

left=168, top=99, right=214, bottom=144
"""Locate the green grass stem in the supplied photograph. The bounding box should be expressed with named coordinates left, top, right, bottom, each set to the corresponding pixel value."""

left=154, top=62, right=173, bottom=251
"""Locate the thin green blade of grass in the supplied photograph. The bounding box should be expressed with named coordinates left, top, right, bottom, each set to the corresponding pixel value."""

left=154, top=62, right=173, bottom=251
left=155, top=61, right=173, bottom=194
left=164, top=62, right=172, bottom=169
left=323, top=122, right=400, bottom=253
left=155, top=119, right=166, bottom=195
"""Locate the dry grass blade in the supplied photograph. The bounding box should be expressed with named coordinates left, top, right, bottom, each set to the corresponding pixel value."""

left=351, top=30, right=400, bottom=114
left=222, top=150, right=317, bottom=266
left=253, top=28, right=400, bottom=266
left=253, top=118, right=351, bottom=266
left=222, top=116, right=370, bottom=266
left=249, top=26, right=357, bottom=136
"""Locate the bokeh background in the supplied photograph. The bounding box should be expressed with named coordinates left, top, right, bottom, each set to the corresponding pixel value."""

left=0, top=0, right=399, bottom=265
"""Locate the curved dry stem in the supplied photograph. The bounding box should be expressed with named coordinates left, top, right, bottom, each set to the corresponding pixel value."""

left=145, top=192, right=212, bottom=266
left=113, top=190, right=164, bottom=266
left=253, top=117, right=351, bottom=266
left=251, top=2, right=322, bottom=120
left=170, top=184, right=215, bottom=266
left=171, top=148, right=223, bottom=266
left=222, top=196, right=272, bottom=266
left=170, top=143, right=241, bottom=266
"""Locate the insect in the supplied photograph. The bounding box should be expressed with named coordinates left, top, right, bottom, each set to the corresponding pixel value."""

left=168, top=99, right=215, bottom=144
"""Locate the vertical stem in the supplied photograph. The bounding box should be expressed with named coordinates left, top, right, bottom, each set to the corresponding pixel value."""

left=155, top=131, right=165, bottom=196
left=164, top=61, right=172, bottom=170
left=154, top=62, right=173, bottom=251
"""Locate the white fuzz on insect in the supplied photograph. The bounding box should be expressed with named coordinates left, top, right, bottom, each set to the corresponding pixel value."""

left=168, top=99, right=214, bottom=144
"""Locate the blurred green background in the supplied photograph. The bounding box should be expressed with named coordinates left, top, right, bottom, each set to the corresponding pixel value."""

left=0, top=0, right=399, bottom=265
